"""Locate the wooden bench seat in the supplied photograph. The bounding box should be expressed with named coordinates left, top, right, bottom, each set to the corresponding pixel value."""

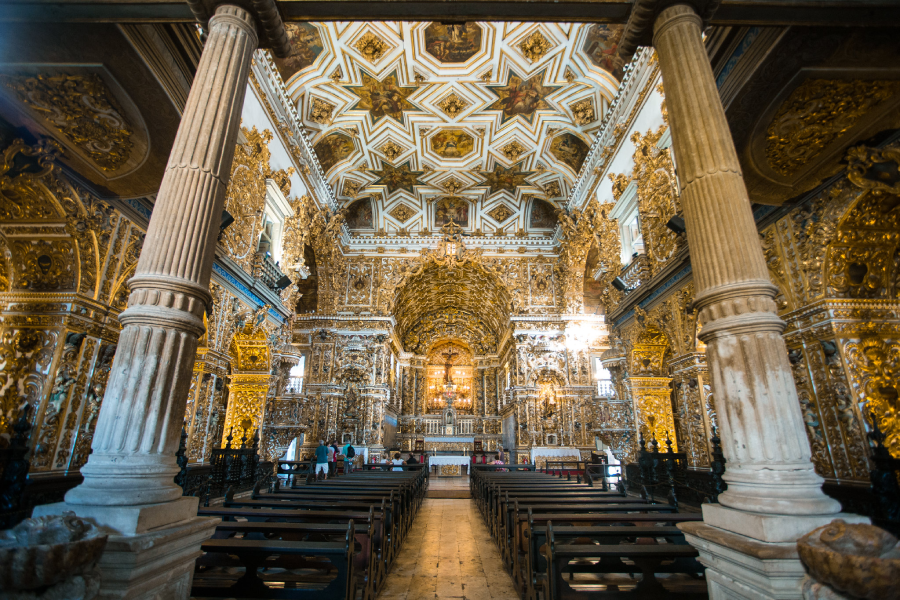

left=543, top=522, right=706, bottom=600
left=192, top=523, right=357, bottom=600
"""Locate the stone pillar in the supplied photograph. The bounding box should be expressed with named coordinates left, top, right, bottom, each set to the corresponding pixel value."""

left=619, top=1, right=865, bottom=598
left=34, top=3, right=287, bottom=598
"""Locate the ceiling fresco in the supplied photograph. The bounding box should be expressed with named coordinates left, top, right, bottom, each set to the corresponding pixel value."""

left=274, top=22, right=623, bottom=240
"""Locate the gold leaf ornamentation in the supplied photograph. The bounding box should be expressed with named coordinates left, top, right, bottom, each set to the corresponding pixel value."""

left=518, top=31, right=553, bottom=63
left=379, top=140, right=405, bottom=163
left=389, top=203, right=416, bottom=223
left=355, top=32, right=389, bottom=63
left=765, top=79, right=900, bottom=177
left=570, top=98, right=596, bottom=126
left=438, top=92, right=469, bottom=119
left=309, top=97, right=335, bottom=125
left=501, top=140, right=527, bottom=161
left=487, top=204, right=514, bottom=223
left=1, top=73, right=134, bottom=171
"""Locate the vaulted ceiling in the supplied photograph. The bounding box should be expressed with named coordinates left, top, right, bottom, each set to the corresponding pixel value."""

left=392, top=262, right=512, bottom=356
left=274, top=22, right=623, bottom=240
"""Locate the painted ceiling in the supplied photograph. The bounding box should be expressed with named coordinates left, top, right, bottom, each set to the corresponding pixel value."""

left=274, top=22, right=624, bottom=241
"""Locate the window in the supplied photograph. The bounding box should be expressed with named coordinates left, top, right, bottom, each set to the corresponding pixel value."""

left=287, top=355, right=305, bottom=394
left=594, top=358, right=613, bottom=397
left=606, top=180, right=643, bottom=266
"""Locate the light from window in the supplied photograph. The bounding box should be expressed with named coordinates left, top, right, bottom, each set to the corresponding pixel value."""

left=287, top=356, right=305, bottom=394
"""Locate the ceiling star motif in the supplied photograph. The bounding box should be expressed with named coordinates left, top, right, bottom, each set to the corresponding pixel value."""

left=279, top=22, right=621, bottom=242
left=476, top=162, right=536, bottom=196
left=344, top=69, right=419, bottom=125
left=371, top=160, right=426, bottom=195
left=484, top=68, right=561, bottom=125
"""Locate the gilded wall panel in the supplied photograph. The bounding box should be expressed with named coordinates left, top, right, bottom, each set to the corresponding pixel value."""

left=843, top=336, right=900, bottom=459
left=630, top=377, right=676, bottom=450
left=70, top=343, right=115, bottom=470
left=52, top=336, right=99, bottom=470
left=222, top=377, right=270, bottom=446
left=787, top=346, right=834, bottom=478
left=0, top=327, right=59, bottom=436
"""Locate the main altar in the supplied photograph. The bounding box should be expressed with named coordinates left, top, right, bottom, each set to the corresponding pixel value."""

left=397, top=344, right=503, bottom=452
left=428, top=454, right=472, bottom=476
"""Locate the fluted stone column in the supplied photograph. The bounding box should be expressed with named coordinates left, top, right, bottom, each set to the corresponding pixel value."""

left=34, top=3, right=287, bottom=597
left=66, top=1, right=258, bottom=512
left=619, top=1, right=865, bottom=597
left=651, top=3, right=844, bottom=534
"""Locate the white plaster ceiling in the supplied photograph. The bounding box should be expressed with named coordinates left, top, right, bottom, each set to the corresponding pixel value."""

left=274, top=22, right=624, bottom=240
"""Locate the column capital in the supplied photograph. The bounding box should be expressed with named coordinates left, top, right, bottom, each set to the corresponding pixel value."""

left=187, top=0, right=290, bottom=58
left=618, top=0, right=721, bottom=60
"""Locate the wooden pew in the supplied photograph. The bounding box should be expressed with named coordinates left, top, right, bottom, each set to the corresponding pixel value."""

left=522, top=513, right=699, bottom=600
left=198, top=505, right=389, bottom=592
left=192, top=520, right=358, bottom=600
left=224, top=493, right=401, bottom=553
left=543, top=520, right=707, bottom=600
left=208, top=520, right=379, bottom=600
left=502, top=502, right=680, bottom=572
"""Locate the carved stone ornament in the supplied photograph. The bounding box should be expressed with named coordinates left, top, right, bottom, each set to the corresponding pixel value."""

left=0, top=73, right=134, bottom=172
left=0, top=512, right=108, bottom=594
left=798, top=519, right=900, bottom=600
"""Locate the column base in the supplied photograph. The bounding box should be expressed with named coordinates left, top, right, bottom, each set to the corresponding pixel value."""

left=32, top=498, right=218, bottom=600
left=701, top=504, right=868, bottom=543
left=679, top=521, right=807, bottom=600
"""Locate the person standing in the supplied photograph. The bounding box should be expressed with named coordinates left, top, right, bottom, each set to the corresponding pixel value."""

left=327, top=442, right=336, bottom=476
left=314, top=440, right=329, bottom=480
left=344, top=442, right=356, bottom=473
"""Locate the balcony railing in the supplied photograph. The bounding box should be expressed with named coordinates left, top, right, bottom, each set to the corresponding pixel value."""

left=252, top=252, right=289, bottom=292
left=284, top=377, right=303, bottom=395
left=597, top=380, right=615, bottom=398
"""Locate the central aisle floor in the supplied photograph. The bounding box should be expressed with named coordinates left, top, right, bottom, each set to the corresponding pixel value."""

left=377, top=499, right=519, bottom=600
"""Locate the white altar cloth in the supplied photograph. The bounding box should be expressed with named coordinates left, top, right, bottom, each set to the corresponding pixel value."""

left=423, top=436, right=475, bottom=443
left=427, top=455, right=472, bottom=467
left=531, top=447, right=580, bottom=466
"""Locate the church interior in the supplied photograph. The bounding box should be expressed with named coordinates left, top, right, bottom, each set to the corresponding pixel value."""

left=0, top=1, right=899, bottom=599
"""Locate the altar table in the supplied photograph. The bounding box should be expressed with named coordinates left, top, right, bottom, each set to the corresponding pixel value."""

left=428, top=455, right=471, bottom=476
